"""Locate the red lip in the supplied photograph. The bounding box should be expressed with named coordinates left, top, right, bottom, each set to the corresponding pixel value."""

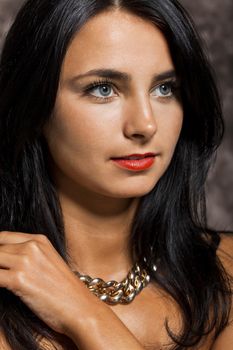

left=111, top=153, right=156, bottom=171
left=112, top=153, right=156, bottom=160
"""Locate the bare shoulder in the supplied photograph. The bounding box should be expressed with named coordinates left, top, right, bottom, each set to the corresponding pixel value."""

left=217, top=232, right=233, bottom=274
left=0, top=331, right=11, bottom=350
left=211, top=314, right=233, bottom=350
left=211, top=233, right=233, bottom=350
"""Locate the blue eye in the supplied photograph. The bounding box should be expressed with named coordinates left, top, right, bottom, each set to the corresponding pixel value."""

left=152, top=82, right=173, bottom=97
left=89, top=84, right=115, bottom=98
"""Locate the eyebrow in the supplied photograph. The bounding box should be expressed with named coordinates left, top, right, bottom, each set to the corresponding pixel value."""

left=70, top=68, right=177, bottom=84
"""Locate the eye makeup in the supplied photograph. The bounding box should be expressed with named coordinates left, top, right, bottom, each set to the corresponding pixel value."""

left=82, top=78, right=118, bottom=102
left=79, top=76, right=181, bottom=103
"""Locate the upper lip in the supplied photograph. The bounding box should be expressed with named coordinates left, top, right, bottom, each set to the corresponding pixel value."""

left=111, top=153, right=156, bottom=160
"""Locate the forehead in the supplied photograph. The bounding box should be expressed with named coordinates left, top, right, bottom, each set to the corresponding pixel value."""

left=61, top=9, right=174, bottom=79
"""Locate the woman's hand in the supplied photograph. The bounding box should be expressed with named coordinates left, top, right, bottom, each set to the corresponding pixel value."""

left=0, top=231, right=89, bottom=334
left=0, top=231, right=145, bottom=349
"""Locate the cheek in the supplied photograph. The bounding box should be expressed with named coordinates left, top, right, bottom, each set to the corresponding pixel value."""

left=45, top=96, right=121, bottom=162
left=170, top=115, right=183, bottom=145
left=158, top=103, right=183, bottom=153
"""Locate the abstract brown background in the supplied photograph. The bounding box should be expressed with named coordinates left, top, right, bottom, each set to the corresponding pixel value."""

left=0, top=0, right=232, bottom=230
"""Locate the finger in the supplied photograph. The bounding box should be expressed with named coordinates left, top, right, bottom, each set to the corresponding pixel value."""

left=0, top=251, right=16, bottom=269
left=0, top=242, right=26, bottom=254
left=0, top=231, right=47, bottom=245
left=0, top=269, right=14, bottom=290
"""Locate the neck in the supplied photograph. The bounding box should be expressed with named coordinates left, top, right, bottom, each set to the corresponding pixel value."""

left=58, top=184, right=140, bottom=281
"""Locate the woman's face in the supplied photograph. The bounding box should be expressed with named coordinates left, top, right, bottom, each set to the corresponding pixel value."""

left=44, top=10, right=183, bottom=199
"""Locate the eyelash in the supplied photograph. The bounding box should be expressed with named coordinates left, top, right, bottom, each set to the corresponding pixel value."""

left=83, top=78, right=116, bottom=102
left=83, top=78, right=180, bottom=102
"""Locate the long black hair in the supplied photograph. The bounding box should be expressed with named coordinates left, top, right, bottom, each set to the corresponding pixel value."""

left=0, top=0, right=231, bottom=349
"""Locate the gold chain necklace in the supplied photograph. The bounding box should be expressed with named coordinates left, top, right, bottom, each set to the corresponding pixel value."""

left=73, top=260, right=152, bottom=305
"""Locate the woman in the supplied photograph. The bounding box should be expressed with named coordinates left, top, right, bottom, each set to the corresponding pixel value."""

left=0, top=0, right=232, bottom=349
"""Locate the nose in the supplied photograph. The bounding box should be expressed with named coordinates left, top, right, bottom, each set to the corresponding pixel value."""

left=122, top=93, right=157, bottom=143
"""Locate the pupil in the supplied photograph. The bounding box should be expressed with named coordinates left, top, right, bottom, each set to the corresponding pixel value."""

left=100, top=85, right=111, bottom=96
left=160, top=84, right=170, bottom=95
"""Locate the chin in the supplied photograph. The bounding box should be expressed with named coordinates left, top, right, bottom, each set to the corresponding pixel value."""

left=105, top=182, right=157, bottom=199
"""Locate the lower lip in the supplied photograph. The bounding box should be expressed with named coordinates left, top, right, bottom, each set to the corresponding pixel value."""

left=112, top=157, right=155, bottom=171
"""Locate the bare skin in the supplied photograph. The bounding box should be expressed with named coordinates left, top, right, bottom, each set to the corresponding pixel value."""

left=43, top=9, right=183, bottom=281
left=0, top=233, right=231, bottom=350
left=0, top=8, right=232, bottom=350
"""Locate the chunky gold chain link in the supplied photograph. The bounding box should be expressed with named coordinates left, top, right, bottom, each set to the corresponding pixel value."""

left=73, top=262, right=151, bottom=305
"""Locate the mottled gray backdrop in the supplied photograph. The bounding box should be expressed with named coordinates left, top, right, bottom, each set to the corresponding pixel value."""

left=0, top=0, right=232, bottom=230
